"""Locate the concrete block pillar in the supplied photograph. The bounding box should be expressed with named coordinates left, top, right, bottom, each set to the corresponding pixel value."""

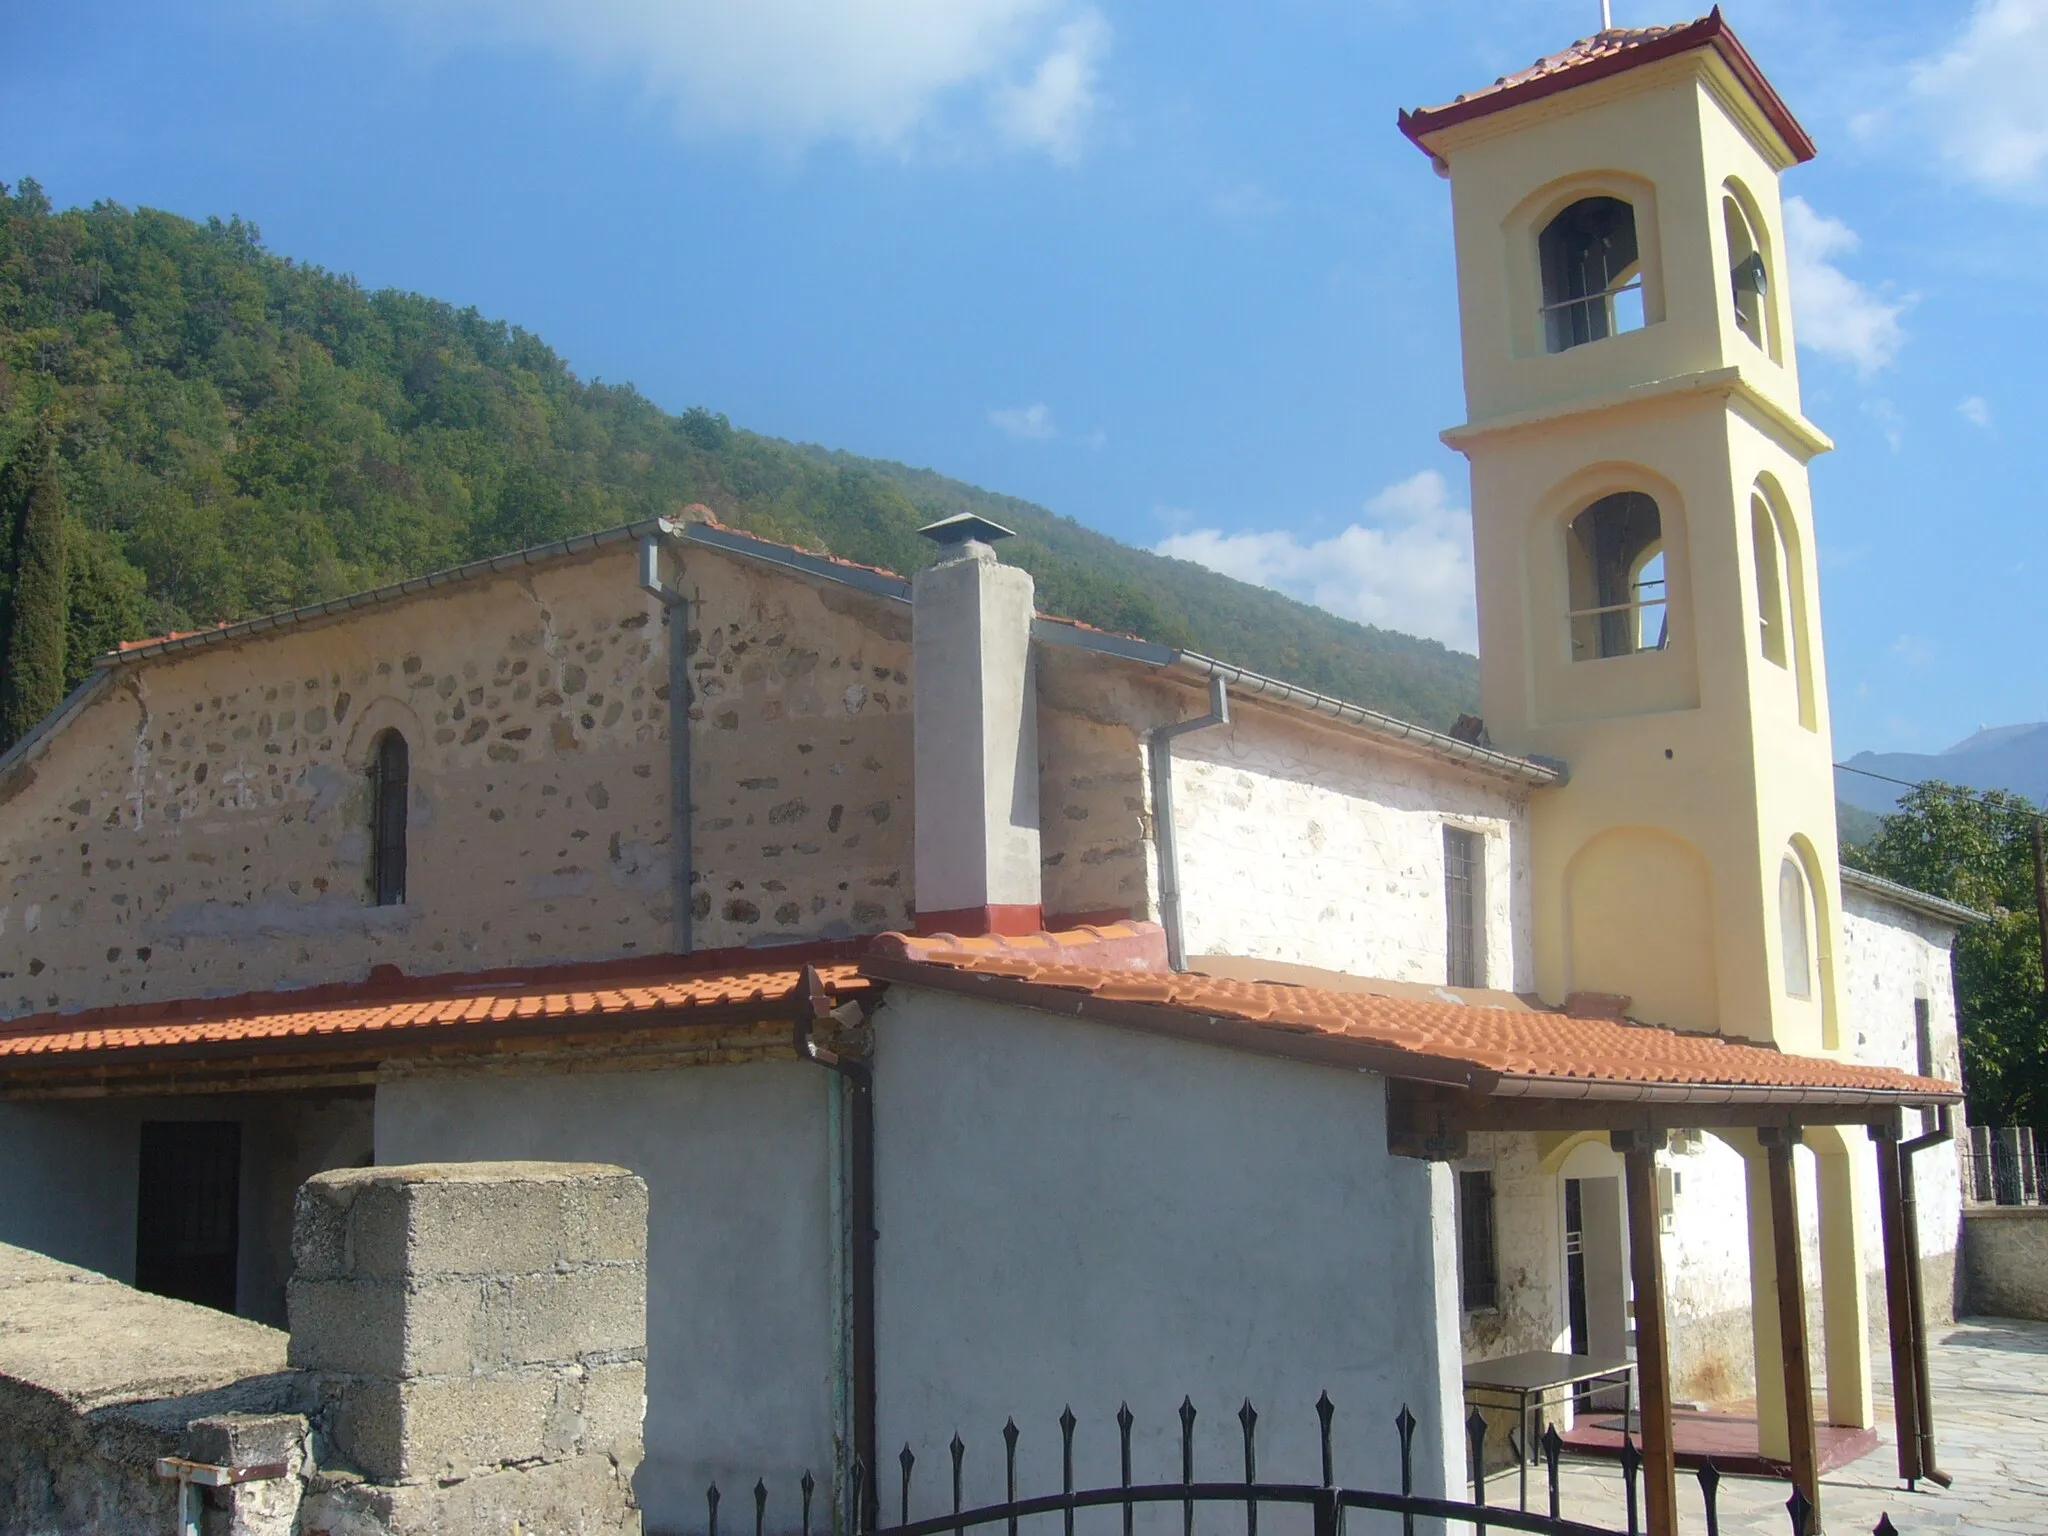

left=288, top=1161, right=649, bottom=1535
left=912, top=519, right=1042, bottom=936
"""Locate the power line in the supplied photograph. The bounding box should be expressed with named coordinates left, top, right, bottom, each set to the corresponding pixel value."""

left=1834, top=760, right=2041, bottom=813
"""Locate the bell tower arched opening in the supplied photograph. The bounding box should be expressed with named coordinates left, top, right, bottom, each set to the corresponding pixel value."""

left=1539, top=196, right=1645, bottom=352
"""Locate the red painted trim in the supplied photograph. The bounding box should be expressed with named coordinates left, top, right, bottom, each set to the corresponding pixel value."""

left=1398, top=11, right=1815, bottom=166
left=1044, top=907, right=1139, bottom=931
left=912, top=904, right=1045, bottom=939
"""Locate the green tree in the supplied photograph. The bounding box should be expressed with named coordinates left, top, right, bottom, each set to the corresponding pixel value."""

left=0, top=422, right=68, bottom=747
left=1847, top=782, right=2048, bottom=1126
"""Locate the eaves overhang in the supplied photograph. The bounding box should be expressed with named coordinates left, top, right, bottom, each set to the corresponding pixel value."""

left=1398, top=10, right=1816, bottom=168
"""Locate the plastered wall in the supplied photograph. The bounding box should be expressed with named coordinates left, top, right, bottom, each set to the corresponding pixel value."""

left=0, top=544, right=914, bottom=1017
left=1168, top=703, right=1532, bottom=987
left=872, top=985, right=1463, bottom=1509
left=373, top=1061, right=835, bottom=1535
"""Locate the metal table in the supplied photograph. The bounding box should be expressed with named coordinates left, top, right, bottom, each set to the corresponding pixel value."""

left=1462, top=1351, right=1634, bottom=1511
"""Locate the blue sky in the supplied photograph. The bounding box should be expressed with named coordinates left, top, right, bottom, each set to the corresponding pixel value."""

left=5, top=0, right=2046, bottom=757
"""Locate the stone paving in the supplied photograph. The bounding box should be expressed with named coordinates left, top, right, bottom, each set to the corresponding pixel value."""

left=1537, top=1316, right=2048, bottom=1536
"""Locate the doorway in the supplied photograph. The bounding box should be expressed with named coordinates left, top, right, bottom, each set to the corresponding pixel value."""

left=135, top=1120, right=241, bottom=1312
left=1559, top=1141, right=1630, bottom=1409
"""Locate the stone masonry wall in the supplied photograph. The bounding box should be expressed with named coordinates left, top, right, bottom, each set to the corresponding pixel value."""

left=683, top=554, right=913, bottom=947
left=1036, top=649, right=1157, bottom=924
left=0, top=542, right=914, bottom=1018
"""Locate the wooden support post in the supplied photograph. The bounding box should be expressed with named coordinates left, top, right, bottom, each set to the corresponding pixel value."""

left=1762, top=1127, right=1821, bottom=1527
left=1615, top=1129, right=1678, bottom=1536
left=1869, top=1119, right=1923, bottom=1485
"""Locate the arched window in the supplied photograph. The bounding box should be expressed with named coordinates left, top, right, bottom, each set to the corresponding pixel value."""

left=1539, top=197, right=1644, bottom=353
left=1779, top=855, right=1812, bottom=999
left=1750, top=494, right=1787, bottom=667
left=369, top=730, right=409, bottom=907
left=1723, top=191, right=1772, bottom=352
left=1566, top=492, right=1666, bottom=660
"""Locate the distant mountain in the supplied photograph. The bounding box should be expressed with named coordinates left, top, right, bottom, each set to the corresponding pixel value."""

left=1836, top=724, right=2048, bottom=816
left=0, top=179, right=1479, bottom=748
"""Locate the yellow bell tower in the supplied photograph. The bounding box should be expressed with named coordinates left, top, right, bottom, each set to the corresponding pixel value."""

left=1403, top=13, right=1840, bottom=1053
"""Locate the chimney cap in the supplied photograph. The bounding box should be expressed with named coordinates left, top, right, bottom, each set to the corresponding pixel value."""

left=918, top=513, right=1017, bottom=547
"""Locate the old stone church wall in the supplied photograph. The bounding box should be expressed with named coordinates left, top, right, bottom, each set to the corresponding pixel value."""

left=0, top=543, right=914, bottom=1019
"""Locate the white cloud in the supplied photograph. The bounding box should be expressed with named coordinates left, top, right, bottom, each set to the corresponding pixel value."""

left=373, top=0, right=1109, bottom=157
left=1959, top=394, right=1993, bottom=426
left=1862, top=397, right=1907, bottom=454
left=1155, top=470, right=1477, bottom=651
left=1210, top=181, right=1287, bottom=223
left=1783, top=197, right=1909, bottom=376
left=1911, top=0, right=2048, bottom=198
left=990, top=12, right=1108, bottom=161
left=988, top=402, right=1057, bottom=439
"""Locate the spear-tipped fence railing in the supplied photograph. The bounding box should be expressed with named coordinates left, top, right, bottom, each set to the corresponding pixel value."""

left=695, top=1394, right=1908, bottom=1536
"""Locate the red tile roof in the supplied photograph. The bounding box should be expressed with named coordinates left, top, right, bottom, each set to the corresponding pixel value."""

left=866, top=940, right=1957, bottom=1105
left=1398, top=10, right=1815, bottom=166
left=0, top=953, right=868, bottom=1071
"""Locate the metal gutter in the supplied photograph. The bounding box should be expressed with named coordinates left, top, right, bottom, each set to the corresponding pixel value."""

left=1486, top=1073, right=1960, bottom=1108
left=1838, top=866, right=1985, bottom=929
left=1170, top=653, right=1567, bottom=787
left=1147, top=677, right=1229, bottom=971
left=639, top=534, right=694, bottom=954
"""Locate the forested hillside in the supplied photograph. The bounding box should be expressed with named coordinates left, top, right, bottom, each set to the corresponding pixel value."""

left=0, top=179, right=1479, bottom=748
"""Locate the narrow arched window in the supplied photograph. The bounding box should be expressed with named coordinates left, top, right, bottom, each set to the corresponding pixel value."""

left=1723, top=194, right=1771, bottom=351
left=1750, top=495, right=1787, bottom=667
left=1539, top=197, right=1643, bottom=352
left=1566, top=492, right=1666, bottom=660
left=1779, top=856, right=1812, bottom=999
left=369, top=730, right=409, bottom=906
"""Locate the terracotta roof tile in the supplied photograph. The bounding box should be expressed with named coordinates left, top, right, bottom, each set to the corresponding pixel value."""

left=870, top=946, right=1956, bottom=1102
left=0, top=956, right=868, bottom=1070
left=1398, top=10, right=1815, bottom=166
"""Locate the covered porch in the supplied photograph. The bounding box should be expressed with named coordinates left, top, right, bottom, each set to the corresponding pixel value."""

left=1395, top=1080, right=1961, bottom=1536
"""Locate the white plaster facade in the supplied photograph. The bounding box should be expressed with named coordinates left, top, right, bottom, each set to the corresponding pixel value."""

left=871, top=985, right=1463, bottom=1508
left=1166, top=703, right=1532, bottom=990
left=372, top=1060, right=839, bottom=1535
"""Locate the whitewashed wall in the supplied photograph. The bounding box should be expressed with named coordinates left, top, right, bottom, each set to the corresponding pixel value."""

left=374, top=1062, right=837, bottom=1536
left=872, top=985, right=1463, bottom=1514
left=1838, top=889, right=1966, bottom=1274
left=1167, top=706, right=1533, bottom=988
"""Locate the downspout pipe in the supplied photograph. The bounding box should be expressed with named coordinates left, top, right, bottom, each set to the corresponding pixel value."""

left=795, top=967, right=878, bottom=1530
left=1147, top=677, right=1228, bottom=972
left=639, top=535, right=693, bottom=954
left=1899, top=1103, right=1954, bottom=1487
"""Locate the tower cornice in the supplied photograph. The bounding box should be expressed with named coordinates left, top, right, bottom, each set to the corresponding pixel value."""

left=1440, top=366, right=1833, bottom=463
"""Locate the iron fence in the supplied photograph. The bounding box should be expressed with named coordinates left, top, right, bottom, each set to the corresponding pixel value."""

left=694, top=1394, right=1905, bottom=1536
left=1963, top=1125, right=2045, bottom=1206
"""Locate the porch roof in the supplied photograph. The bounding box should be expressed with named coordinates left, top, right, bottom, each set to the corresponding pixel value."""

left=0, top=947, right=871, bottom=1080
left=863, top=934, right=1959, bottom=1110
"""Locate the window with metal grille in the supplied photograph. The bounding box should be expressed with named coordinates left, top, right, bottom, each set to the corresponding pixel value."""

left=135, top=1121, right=241, bottom=1313
left=370, top=730, right=409, bottom=906
left=1457, top=1169, right=1498, bottom=1312
left=1444, top=826, right=1486, bottom=988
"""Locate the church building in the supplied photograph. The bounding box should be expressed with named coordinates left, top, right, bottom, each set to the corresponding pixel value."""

left=0, top=16, right=1972, bottom=1536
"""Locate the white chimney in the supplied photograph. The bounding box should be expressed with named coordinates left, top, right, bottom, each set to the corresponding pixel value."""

left=912, top=515, right=1042, bottom=936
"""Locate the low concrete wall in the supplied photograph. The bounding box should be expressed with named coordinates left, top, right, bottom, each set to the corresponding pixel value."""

left=1963, top=1207, right=2048, bottom=1320
left=0, top=1241, right=309, bottom=1536
left=291, top=1160, right=649, bottom=1535
left=1, top=1159, right=650, bottom=1536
